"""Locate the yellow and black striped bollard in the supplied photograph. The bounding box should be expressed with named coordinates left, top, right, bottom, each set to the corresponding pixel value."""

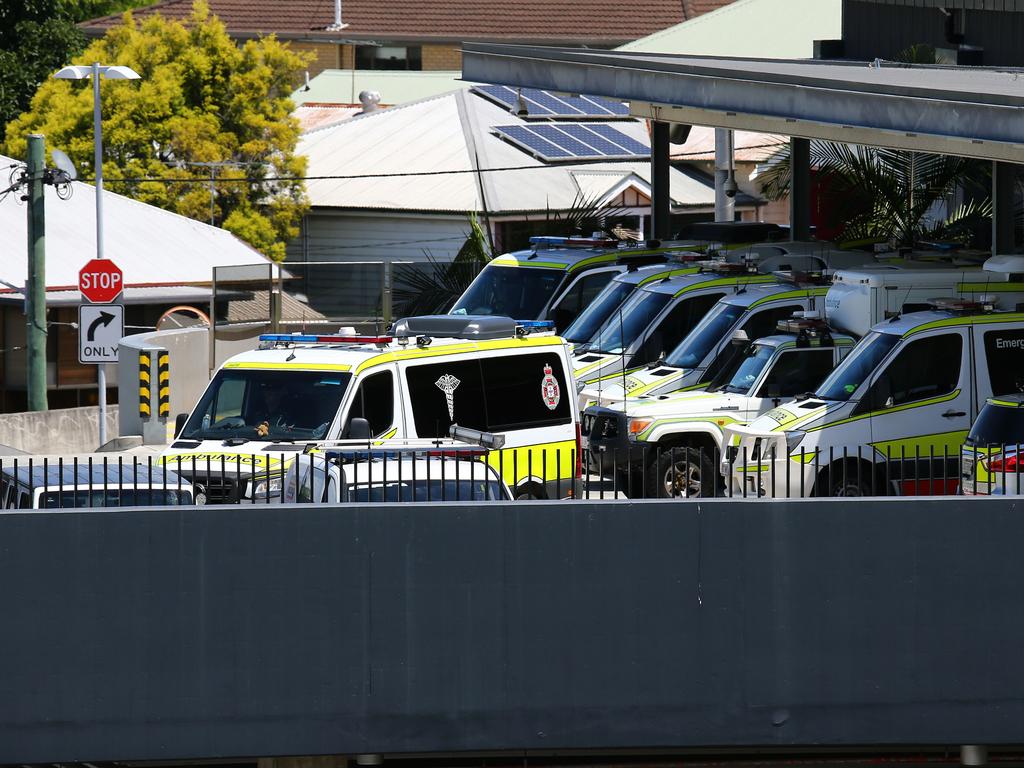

left=138, top=352, right=151, bottom=419
left=158, top=351, right=170, bottom=418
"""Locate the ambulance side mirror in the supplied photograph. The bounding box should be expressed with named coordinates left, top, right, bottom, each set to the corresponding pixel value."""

left=175, top=413, right=188, bottom=438
left=348, top=417, right=371, bottom=440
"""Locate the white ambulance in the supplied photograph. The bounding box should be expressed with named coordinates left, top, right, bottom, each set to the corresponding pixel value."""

left=163, top=316, right=580, bottom=502
left=725, top=304, right=1024, bottom=498
left=583, top=314, right=855, bottom=497
left=579, top=279, right=833, bottom=410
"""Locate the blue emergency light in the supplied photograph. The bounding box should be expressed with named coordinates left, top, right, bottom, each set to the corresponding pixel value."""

left=516, top=320, right=555, bottom=330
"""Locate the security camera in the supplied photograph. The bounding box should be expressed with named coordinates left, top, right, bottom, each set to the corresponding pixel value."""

left=724, top=178, right=738, bottom=198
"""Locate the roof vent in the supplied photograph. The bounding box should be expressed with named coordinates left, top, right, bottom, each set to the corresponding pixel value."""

left=325, top=0, right=348, bottom=31
left=359, top=90, right=381, bottom=113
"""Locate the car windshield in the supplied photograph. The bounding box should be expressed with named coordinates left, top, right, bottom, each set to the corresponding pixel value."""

left=451, top=264, right=565, bottom=319
left=710, top=343, right=773, bottom=394
left=349, top=479, right=507, bottom=501
left=181, top=369, right=350, bottom=441
left=664, top=302, right=745, bottom=369
left=966, top=404, right=1024, bottom=446
left=38, top=489, right=192, bottom=508
left=562, top=280, right=635, bottom=344
left=815, top=331, right=900, bottom=402
left=589, top=290, right=672, bottom=354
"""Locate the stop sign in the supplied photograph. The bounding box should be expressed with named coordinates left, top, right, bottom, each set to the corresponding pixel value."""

left=79, top=258, right=123, bottom=303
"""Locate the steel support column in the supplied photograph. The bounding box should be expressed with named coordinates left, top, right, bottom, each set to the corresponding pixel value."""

left=992, top=161, right=1016, bottom=256
left=715, top=128, right=735, bottom=222
left=790, top=137, right=811, bottom=241
left=650, top=120, right=671, bottom=240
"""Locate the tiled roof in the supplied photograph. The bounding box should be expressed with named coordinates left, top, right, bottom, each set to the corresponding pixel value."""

left=81, top=0, right=737, bottom=43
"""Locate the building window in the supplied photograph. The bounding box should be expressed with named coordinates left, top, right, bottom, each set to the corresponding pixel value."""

left=354, top=45, right=422, bottom=70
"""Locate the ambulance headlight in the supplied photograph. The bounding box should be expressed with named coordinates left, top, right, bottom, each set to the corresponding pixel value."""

left=784, top=430, right=807, bottom=454
left=251, top=476, right=283, bottom=498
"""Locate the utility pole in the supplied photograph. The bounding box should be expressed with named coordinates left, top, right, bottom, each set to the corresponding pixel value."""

left=26, top=134, right=48, bottom=411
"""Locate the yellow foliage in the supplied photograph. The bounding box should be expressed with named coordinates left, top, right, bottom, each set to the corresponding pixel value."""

left=3, top=0, right=311, bottom=261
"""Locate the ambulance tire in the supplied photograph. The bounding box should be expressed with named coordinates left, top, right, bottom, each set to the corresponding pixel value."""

left=647, top=447, right=718, bottom=499
left=514, top=482, right=546, bottom=500
left=821, top=461, right=876, bottom=497
left=614, top=469, right=645, bottom=499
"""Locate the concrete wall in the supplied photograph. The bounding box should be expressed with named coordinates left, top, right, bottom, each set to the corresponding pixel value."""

left=0, top=404, right=119, bottom=454
left=2, top=495, right=1024, bottom=763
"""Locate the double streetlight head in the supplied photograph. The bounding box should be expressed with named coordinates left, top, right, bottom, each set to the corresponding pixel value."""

left=53, top=64, right=141, bottom=80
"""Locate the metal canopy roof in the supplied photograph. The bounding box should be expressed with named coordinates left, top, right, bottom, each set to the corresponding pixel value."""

left=461, top=44, right=1024, bottom=162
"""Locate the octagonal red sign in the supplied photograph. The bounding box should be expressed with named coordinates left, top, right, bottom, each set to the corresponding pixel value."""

left=79, top=258, right=123, bottom=303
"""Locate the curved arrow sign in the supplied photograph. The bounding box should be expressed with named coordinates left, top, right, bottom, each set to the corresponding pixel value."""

left=79, top=304, right=124, bottom=364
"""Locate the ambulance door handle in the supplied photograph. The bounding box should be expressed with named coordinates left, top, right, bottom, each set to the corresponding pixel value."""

left=942, top=410, right=966, bottom=418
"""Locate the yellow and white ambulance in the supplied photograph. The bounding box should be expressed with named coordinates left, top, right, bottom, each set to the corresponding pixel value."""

left=725, top=304, right=1024, bottom=497
left=162, top=316, right=581, bottom=502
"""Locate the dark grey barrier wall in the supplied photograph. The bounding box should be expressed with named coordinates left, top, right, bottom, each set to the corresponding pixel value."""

left=1, top=496, right=1023, bottom=763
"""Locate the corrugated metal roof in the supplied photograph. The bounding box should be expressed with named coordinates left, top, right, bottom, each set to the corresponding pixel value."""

left=0, top=154, right=272, bottom=294
left=619, top=0, right=842, bottom=59
left=669, top=126, right=788, bottom=162
left=292, top=70, right=472, bottom=108
left=294, top=104, right=366, bottom=132
left=298, top=89, right=737, bottom=214
left=0, top=286, right=216, bottom=307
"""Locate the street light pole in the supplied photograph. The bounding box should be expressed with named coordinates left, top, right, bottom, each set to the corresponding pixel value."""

left=54, top=62, right=140, bottom=447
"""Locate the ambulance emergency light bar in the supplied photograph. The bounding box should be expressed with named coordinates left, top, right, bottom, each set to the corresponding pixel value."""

left=259, top=333, right=393, bottom=344
left=529, top=235, right=619, bottom=248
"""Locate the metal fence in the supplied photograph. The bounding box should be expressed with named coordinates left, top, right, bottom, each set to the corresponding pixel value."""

left=0, top=443, right=1020, bottom=508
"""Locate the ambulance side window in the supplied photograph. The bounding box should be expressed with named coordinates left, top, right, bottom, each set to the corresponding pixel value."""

left=983, top=329, right=1024, bottom=396
left=757, top=349, right=834, bottom=398
left=701, top=304, right=803, bottom=384
left=551, top=270, right=618, bottom=328
left=480, top=353, right=572, bottom=430
left=862, top=333, right=962, bottom=411
left=18, top=491, right=32, bottom=509
left=345, top=371, right=394, bottom=437
left=739, top=304, right=805, bottom=340
left=406, top=360, right=487, bottom=438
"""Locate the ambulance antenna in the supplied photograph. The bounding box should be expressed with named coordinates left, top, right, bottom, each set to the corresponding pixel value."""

left=619, top=303, right=628, bottom=413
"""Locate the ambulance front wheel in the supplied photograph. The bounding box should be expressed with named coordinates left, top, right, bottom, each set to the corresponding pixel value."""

left=819, top=460, right=878, bottom=497
left=647, top=447, right=718, bottom=498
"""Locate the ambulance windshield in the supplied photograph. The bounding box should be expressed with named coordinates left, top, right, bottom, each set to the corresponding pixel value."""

left=181, top=369, right=351, bottom=441
left=815, top=331, right=899, bottom=402
left=451, top=264, right=564, bottom=319
left=590, top=290, right=672, bottom=354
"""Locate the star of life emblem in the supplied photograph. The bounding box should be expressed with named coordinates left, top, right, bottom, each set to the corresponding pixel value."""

left=541, top=364, right=560, bottom=410
left=435, top=374, right=461, bottom=420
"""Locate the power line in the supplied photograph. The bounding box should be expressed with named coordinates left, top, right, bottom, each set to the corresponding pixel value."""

left=70, top=163, right=591, bottom=185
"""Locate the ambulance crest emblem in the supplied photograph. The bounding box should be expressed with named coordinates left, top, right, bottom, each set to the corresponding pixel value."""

left=541, top=364, right=560, bottom=410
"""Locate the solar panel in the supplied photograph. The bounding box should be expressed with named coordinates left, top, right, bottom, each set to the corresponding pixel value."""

left=473, top=85, right=630, bottom=119
left=547, top=123, right=633, bottom=155
left=493, top=124, right=649, bottom=162
left=588, top=124, right=651, bottom=155
left=493, top=125, right=573, bottom=159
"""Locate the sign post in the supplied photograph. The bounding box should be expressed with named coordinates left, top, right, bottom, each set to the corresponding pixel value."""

left=79, top=257, right=123, bottom=447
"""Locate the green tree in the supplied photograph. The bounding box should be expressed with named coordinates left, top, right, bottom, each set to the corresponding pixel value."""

left=0, top=1, right=86, bottom=130
left=3, top=1, right=310, bottom=260
left=1, top=0, right=155, bottom=132
left=758, top=143, right=991, bottom=247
